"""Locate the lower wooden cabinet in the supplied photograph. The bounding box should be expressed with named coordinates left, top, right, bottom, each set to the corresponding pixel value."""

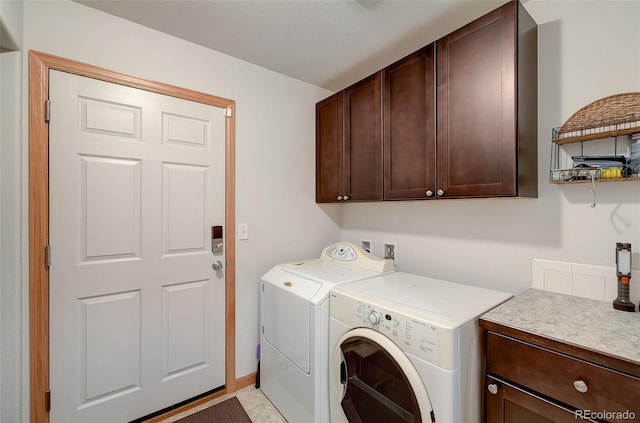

left=485, top=376, right=581, bottom=423
left=482, top=329, right=640, bottom=423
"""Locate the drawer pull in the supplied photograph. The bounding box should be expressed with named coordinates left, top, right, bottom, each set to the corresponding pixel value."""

left=573, top=380, right=588, bottom=393
left=487, top=383, right=499, bottom=395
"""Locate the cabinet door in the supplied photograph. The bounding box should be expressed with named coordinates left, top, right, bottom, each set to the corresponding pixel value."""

left=344, top=71, right=383, bottom=201
left=383, top=45, right=436, bottom=200
left=485, top=378, right=585, bottom=423
left=436, top=1, right=517, bottom=198
left=316, top=92, right=344, bottom=202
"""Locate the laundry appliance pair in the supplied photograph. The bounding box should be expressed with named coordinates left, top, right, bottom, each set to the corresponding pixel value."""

left=260, top=243, right=511, bottom=423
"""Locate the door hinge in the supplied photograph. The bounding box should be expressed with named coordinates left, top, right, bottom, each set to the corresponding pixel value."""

left=224, top=107, right=232, bottom=118
left=45, top=389, right=51, bottom=412
left=45, top=245, right=51, bottom=268
left=45, top=100, right=51, bottom=123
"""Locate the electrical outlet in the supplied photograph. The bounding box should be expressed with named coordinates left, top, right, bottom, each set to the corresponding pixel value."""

left=361, top=240, right=372, bottom=253
left=383, top=242, right=397, bottom=266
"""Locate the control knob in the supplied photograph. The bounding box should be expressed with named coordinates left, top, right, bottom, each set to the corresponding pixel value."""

left=368, top=311, right=382, bottom=325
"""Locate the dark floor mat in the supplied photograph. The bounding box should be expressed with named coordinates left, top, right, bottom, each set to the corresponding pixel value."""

left=174, top=397, right=251, bottom=423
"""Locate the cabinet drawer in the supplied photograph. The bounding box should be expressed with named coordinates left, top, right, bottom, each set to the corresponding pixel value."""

left=485, top=376, right=582, bottom=423
left=487, top=332, right=640, bottom=421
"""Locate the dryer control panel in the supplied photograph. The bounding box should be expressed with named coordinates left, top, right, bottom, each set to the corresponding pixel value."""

left=324, top=243, right=358, bottom=261
left=321, top=242, right=394, bottom=273
left=330, top=290, right=458, bottom=370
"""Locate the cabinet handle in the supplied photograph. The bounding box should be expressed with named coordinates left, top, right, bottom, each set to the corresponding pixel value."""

left=344, top=195, right=350, bottom=200
left=337, top=195, right=343, bottom=201
left=573, top=380, right=588, bottom=393
left=437, top=189, right=444, bottom=196
left=426, top=190, right=434, bottom=197
left=487, top=383, right=499, bottom=395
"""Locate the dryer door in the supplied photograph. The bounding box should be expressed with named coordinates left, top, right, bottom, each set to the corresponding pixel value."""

left=262, top=275, right=320, bottom=373
left=331, top=328, right=434, bottom=423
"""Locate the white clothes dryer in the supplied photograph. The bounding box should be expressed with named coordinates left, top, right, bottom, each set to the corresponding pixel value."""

left=329, top=272, right=512, bottom=423
left=260, top=243, right=393, bottom=423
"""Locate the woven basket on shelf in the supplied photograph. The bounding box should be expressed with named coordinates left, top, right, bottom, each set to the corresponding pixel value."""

left=552, top=92, right=640, bottom=145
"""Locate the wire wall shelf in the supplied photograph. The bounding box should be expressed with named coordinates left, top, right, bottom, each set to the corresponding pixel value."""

left=550, top=92, right=640, bottom=185
left=552, top=93, right=640, bottom=145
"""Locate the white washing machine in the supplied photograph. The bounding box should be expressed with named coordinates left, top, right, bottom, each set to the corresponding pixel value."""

left=260, top=242, right=394, bottom=423
left=329, top=272, right=512, bottom=423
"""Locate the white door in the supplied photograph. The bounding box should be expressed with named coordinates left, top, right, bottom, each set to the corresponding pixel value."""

left=48, top=70, right=226, bottom=422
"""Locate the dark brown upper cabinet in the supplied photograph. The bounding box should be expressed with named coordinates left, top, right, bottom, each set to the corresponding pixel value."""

left=383, top=44, right=436, bottom=200
left=436, top=0, right=537, bottom=198
left=316, top=72, right=382, bottom=203
left=316, top=0, right=537, bottom=203
left=316, top=92, right=344, bottom=203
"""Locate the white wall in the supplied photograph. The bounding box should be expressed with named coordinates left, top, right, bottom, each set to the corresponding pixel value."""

left=340, top=0, right=640, bottom=294
left=1, top=1, right=341, bottom=420
left=1, top=1, right=25, bottom=422
left=5, top=1, right=640, bottom=421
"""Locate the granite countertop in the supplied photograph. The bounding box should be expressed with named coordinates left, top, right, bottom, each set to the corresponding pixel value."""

left=481, top=289, right=640, bottom=365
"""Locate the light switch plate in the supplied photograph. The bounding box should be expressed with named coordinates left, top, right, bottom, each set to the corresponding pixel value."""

left=238, top=223, right=249, bottom=240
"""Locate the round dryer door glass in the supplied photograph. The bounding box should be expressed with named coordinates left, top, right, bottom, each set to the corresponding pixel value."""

left=340, top=336, right=422, bottom=423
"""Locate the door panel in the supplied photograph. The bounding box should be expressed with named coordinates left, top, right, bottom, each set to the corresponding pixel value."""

left=162, top=163, right=208, bottom=253
left=383, top=45, right=436, bottom=200
left=162, top=281, right=209, bottom=380
left=81, top=291, right=142, bottom=405
left=486, top=377, right=585, bottom=423
left=436, top=2, right=516, bottom=197
left=49, top=70, right=226, bottom=422
left=315, top=92, right=344, bottom=202
left=81, top=155, right=142, bottom=260
left=344, top=72, right=382, bottom=201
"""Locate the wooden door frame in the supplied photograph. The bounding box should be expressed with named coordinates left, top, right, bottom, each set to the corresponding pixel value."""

left=28, top=50, right=237, bottom=422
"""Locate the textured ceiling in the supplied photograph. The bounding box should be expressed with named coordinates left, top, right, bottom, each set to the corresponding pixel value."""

left=75, top=0, right=508, bottom=91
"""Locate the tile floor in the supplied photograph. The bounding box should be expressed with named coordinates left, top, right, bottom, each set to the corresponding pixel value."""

left=160, top=386, right=287, bottom=423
